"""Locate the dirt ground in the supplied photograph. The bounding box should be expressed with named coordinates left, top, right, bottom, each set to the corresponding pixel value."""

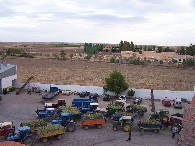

left=0, top=90, right=186, bottom=146
left=4, top=58, right=195, bottom=91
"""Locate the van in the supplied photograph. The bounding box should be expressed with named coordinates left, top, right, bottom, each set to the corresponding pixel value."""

left=173, top=98, right=182, bottom=109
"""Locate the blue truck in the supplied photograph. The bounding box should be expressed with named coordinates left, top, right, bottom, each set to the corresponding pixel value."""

left=42, top=86, right=60, bottom=99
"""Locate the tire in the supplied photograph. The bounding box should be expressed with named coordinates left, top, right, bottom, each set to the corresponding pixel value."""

left=57, top=135, right=62, bottom=140
left=83, top=125, right=89, bottom=130
left=66, top=123, right=75, bottom=132
left=97, top=125, right=102, bottom=129
left=123, top=124, right=131, bottom=132
left=171, top=124, right=181, bottom=133
left=153, top=129, right=160, bottom=133
left=4, top=130, right=15, bottom=140
left=23, top=137, right=34, bottom=146
left=42, top=138, right=48, bottom=143
left=113, top=125, right=118, bottom=131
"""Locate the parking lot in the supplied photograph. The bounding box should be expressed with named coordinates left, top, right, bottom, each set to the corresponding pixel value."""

left=0, top=90, right=185, bottom=146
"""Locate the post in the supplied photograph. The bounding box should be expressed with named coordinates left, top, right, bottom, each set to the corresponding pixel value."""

left=151, top=89, right=155, bottom=113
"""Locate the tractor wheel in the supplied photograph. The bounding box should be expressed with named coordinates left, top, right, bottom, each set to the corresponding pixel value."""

left=66, top=124, right=75, bottom=132
left=123, top=124, right=131, bottom=132
left=4, top=130, right=15, bottom=140
left=83, top=125, right=89, bottom=130
left=57, top=135, right=62, bottom=140
left=23, top=137, right=34, bottom=146
left=153, top=129, right=160, bottom=133
left=113, top=125, right=118, bottom=131
left=42, top=138, right=48, bottom=143
left=171, top=124, right=181, bottom=133
left=97, top=125, right=102, bottom=129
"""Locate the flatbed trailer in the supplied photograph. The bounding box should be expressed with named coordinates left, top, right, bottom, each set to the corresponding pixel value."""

left=137, top=120, right=162, bottom=133
left=81, top=116, right=106, bottom=130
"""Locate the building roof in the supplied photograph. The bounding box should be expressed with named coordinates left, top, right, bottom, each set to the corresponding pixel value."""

left=0, top=63, right=16, bottom=74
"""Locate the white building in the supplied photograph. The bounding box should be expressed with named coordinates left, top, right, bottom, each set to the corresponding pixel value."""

left=0, top=63, right=17, bottom=92
left=172, top=55, right=194, bottom=64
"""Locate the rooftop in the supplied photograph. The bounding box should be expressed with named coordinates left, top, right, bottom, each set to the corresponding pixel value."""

left=0, top=63, right=16, bottom=74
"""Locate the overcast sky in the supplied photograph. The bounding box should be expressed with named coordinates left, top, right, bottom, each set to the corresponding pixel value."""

left=0, top=0, right=195, bottom=46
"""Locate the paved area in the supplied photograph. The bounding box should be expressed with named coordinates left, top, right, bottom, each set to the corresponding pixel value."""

left=0, top=90, right=185, bottom=146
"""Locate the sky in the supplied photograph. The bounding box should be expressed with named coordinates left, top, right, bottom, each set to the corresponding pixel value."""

left=0, top=0, right=195, bottom=46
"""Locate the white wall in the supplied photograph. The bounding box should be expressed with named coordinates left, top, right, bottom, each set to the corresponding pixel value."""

left=2, top=74, right=17, bottom=89
left=14, top=81, right=195, bottom=101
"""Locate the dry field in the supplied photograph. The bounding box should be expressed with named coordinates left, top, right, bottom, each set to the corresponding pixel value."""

left=4, top=58, right=195, bottom=91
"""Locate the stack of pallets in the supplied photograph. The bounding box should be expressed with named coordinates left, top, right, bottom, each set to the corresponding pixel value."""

left=177, top=106, right=195, bottom=146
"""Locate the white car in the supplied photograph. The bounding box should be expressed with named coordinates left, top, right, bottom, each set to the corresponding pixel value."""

left=119, top=95, right=127, bottom=101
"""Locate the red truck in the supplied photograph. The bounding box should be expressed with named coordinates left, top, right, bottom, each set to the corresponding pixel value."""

left=162, top=97, right=171, bottom=107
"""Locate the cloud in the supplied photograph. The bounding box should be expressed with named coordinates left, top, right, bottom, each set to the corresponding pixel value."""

left=0, top=0, right=194, bottom=45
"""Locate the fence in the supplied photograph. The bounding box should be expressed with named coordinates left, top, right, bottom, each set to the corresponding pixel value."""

left=14, top=81, right=195, bottom=101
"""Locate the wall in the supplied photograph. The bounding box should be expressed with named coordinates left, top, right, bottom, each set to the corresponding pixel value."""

left=2, top=74, right=17, bottom=89
left=14, top=81, right=195, bottom=101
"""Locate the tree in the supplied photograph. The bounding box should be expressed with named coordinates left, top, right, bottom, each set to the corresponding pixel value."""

left=157, top=46, right=163, bottom=53
left=127, top=89, right=135, bottom=98
left=60, top=50, right=66, bottom=60
left=104, top=70, right=129, bottom=97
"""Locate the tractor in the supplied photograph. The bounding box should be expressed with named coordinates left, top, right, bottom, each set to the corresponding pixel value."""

left=52, top=113, right=76, bottom=132
left=150, top=109, right=169, bottom=121
left=35, top=107, right=58, bottom=121
left=112, top=115, right=135, bottom=132
left=6, top=126, right=34, bottom=146
left=0, top=122, right=15, bottom=140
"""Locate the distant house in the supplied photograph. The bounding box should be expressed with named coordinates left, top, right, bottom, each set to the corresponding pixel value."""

left=0, top=63, right=17, bottom=92
left=103, top=45, right=112, bottom=52
left=172, top=55, right=194, bottom=64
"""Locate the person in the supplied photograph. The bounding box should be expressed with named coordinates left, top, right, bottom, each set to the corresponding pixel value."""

left=172, top=127, right=177, bottom=138
left=126, top=129, right=131, bottom=141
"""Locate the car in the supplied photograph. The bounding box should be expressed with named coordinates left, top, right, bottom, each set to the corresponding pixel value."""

left=162, top=97, right=171, bottom=107
left=133, top=97, right=142, bottom=104
left=62, top=90, right=72, bottom=95
left=173, top=98, right=182, bottom=109
left=89, top=93, right=99, bottom=102
left=118, top=95, right=127, bottom=101
left=102, top=94, right=111, bottom=101
left=79, top=91, right=90, bottom=98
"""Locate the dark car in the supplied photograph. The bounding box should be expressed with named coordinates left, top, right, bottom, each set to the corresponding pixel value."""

left=89, top=93, right=99, bottom=102
left=79, top=91, right=90, bottom=98
left=133, top=97, right=142, bottom=104
left=102, top=94, right=111, bottom=101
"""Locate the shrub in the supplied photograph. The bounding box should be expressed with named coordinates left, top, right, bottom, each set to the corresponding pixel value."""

left=110, top=58, right=115, bottom=63
left=128, top=89, right=135, bottom=97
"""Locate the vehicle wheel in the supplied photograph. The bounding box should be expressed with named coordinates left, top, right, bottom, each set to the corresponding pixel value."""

left=153, top=129, right=160, bottom=133
left=161, top=125, right=165, bottom=130
left=4, top=130, right=15, bottom=140
left=123, top=124, right=131, bottom=132
left=57, top=135, right=62, bottom=140
left=113, top=125, right=118, bottom=131
left=42, top=138, right=48, bottom=143
left=23, top=137, right=34, bottom=146
left=83, top=125, right=88, bottom=130
left=97, top=125, right=102, bottom=129
left=171, top=124, right=181, bottom=133
left=140, top=128, right=144, bottom=132
left=66, top=123, right=75, bottom=132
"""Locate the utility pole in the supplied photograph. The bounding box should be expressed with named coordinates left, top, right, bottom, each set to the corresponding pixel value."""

left=151, top=89, right=155, bottom=113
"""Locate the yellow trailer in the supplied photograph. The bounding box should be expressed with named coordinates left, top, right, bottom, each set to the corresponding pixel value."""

left=37, top=124, right=65, bottom=142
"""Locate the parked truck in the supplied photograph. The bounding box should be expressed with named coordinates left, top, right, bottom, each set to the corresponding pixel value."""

left=44, top=99, right=66, bottom=108
left=37, top=124, right=65, bottom=143
left=42, top=86, right=60, bottom=99
left=81, top=113, right=106, bottom=130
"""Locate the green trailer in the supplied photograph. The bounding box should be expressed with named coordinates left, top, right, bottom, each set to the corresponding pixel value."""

left=106, top=104, right=125, bottom=116
left=137, top=119, right=162, bottom=133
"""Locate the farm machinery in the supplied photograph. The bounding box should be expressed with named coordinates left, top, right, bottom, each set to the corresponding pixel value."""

left=150, top=109, right=183, bottom=133
left=137, top=119, right=162, bottom=133
left=6, top=126, right=34, bottom=146
left=52, top=113, right=76, bottom=132
left=0, top=122, right=15, bottom=140
left=20, top=119, right=47, bottom=133
left=37, top=124, right=65, bottom=143
left=35, top=107, right=58, bottom=121
left=81, top=113, right=106, bottom=130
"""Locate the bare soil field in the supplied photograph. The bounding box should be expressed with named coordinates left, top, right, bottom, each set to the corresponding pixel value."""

left=5, top=58, right=195, bottom=91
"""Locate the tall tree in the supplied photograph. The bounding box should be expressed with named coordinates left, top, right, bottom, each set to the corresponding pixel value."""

left=104, top=70, right=129, bottom=97
left=60, top=50, right=66, bottom=60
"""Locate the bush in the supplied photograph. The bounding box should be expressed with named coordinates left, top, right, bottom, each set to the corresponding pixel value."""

left=110, top=58, right=115, bottom=63
left=183, top=59, right=195, bottom=67
left=160, top=60, right=163, bottom=64
left=127, top=89, right=135, bottom=97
